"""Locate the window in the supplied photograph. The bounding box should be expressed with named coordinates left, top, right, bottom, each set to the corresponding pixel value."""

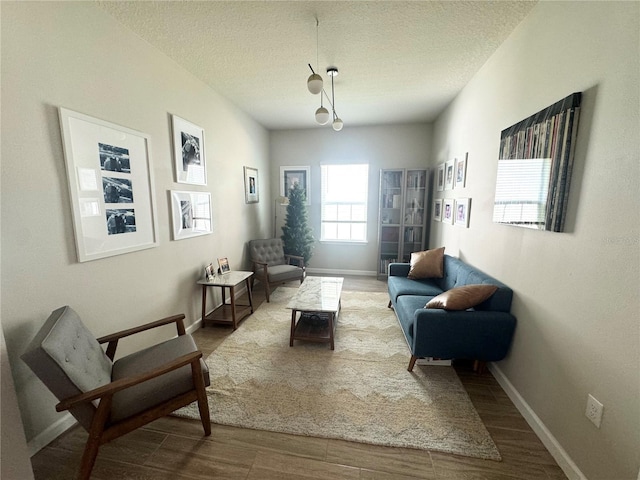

left=320, top=164, right=369, bottom=242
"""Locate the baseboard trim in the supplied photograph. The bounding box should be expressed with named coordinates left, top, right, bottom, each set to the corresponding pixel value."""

left=488, top=363, right=587, bottom=480
left=306, top=267, right=377, bottom=277
left=28, top=413, right=77, bottom=456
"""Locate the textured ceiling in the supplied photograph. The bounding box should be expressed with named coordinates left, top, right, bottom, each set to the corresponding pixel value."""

left=97, top=1, right=536, bottom=130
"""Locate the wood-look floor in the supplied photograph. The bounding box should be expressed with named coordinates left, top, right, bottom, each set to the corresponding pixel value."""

left=30, top=276, right=567, bottom=480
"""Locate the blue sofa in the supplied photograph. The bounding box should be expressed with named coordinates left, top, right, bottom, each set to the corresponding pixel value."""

left=388, top=255, right=517, bottom=371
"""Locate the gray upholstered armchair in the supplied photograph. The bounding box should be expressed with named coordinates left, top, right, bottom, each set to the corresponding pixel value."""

left=248, top=238, right=305, bottom=302
left=21, top=306, right=211, bottom=480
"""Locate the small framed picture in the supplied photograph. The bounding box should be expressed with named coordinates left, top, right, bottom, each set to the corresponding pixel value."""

left=218, top=257, right=230, bottom=274
left=442, top=199, right=454, bottom=224
left=170, top=190, right=212, bottom=240
left=280, top=166, right=310, bottom=205
left=244, top=166, right=259, bottom=203
left=433, top=199, right=443, bottom=222
left=172, top=115, right=206, bottom=185
left=204, top=263, right=216, bottom=280
left=444, top=160, right=455, bottom=190
left=455, top=198, right=471, bottom=228
left=454, top=153, right=468, bottom=189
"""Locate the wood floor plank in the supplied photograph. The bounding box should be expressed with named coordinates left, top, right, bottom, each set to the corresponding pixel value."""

left=251, top=450, right=361, bottom=479
left=326, top=439, right=435, bottom=479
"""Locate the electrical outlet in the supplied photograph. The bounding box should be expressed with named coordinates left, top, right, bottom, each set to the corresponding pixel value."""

left=585, top=394, right=604, bottom=428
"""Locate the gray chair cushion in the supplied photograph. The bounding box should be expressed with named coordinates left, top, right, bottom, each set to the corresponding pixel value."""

left=249, top=238, right=287, bottom=266
left=110, top=334, right=210, bottom=423
left=21, top=306, right=112, bottom=430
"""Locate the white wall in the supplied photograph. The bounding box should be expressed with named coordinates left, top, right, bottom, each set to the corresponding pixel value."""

left=1, top=1, right=270, bottom=448
left=429, top=2, right=639, bottom=479
left=270, top=124, right=432, bottom=274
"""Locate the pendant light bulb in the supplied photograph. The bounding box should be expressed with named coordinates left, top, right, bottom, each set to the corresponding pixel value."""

left=315, top=106, right=330, bottom=125
left=307, top=73, right=323, bottom=94
left=332, top=117, right=344, bottom=131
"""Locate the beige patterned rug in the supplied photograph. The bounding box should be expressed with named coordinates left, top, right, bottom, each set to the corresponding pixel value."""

left=175, top=287, right=501, bottom=460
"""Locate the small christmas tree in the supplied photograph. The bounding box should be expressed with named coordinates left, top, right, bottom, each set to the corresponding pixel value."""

left=281, top=182, right=314, bottom=265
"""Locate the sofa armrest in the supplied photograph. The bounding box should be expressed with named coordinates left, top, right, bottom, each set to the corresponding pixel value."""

left=388, top=263, right=410, bottom=277
left=410, top=309, right=517, bottom=361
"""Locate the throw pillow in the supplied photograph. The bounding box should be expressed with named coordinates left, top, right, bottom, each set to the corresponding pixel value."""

left=407, top=247, right=445, bottom=279
left=425, top=284, right=498, bottom=311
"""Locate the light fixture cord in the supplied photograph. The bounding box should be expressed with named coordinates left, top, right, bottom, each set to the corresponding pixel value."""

left=331, top=73, right=336, bottom=119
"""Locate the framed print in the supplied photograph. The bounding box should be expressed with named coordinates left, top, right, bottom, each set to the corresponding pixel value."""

left=172, top=115, right=206, bottom=185
left=442, top=199, right=454, bottom=224
left=58, top=108, right=158, bottom=262
left=205, top=263, right=216, bottom=280
left=454, top=153, right=468, bottom=189
left=432, top=199, right=443, bottom=222
left=444, top=160, right=455, bottom=190
left=244, top=166, right=259, bottom=203
left=170, top=190, right=212, bottom=240
left=280, top=166, right=310, bottom=205
left=436, top=163, right=445, bottom=192
left=455, top=198, right=471, bottom=228
left=218, top=257, right=230, bottom=274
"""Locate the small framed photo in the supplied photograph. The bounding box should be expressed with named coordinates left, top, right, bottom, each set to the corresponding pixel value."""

left=455, top=198, right=471, bottom=228
left=454, top=153, right=468, bottom=189
left=442, top=199, right=455, bottom=224
left=171, top=190, right=212, bottom=240
left=433, top=199, right=443, bottom=222
left=436, top=163, right=445, bottom=192
left=172, top=115, right=206, bottom=185
left=218, top=257, right=230, bottom=274
left=244, top=166, right=259, bottom=203
left=280, top=166, right=310, bottom=205
left=204, top=263, right=216, bottom=280
left=444, top=160, right=455, bottom=190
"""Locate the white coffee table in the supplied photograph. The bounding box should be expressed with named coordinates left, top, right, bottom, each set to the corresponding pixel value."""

left=287, top=276, right=344, bottom=350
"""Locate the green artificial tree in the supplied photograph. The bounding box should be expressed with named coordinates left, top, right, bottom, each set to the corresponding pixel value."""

left=281, top=182, right=314, bottom=265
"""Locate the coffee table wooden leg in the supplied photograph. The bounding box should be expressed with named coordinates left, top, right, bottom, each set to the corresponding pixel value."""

left=290, top=310, right=297, bottom=347
left=329, top=312, right=335, bottom=350
left=245, top=278, right=254, bottom=313
left=201, top=285, right=207, bottom=328
left=229, top=285, right=237, bottom=330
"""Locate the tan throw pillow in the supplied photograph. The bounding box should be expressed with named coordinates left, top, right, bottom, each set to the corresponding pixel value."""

left=425, top=284, right=498, bottom=311
left=407, top=247, right=445, bottom=279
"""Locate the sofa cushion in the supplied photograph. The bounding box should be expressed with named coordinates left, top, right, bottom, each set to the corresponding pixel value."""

left=388, top=276, right=443, bottom=303
left=395, top=295, right=435, bottom=341
left=407, top=247, right=445, bottom=279
left=425, top=284, right=499, bottom=311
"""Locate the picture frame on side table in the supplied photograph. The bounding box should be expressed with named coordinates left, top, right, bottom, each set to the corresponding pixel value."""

left=433, top=199, right=443, bottom=222
left=455, top=198, right=471, bottom=228
left=58, top=107, right=159, bottom=262
left=218, top=257, right=230, bottom=274
left=442, top=199, right=455, bottom=224
left=454, top=153, right=468, bottom=189
left=205, top=263, right=216, bottom=280
left=170, top=190, right=212, bottom=240
left=172, top=115, right=207, bottom=185
left=244, top=166, right=259, bottom=203
left=280, top=166, right=310, bottom=205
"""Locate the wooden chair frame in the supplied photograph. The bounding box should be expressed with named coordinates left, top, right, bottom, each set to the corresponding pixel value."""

left=54, top=314, right=211, bottom=480
left=252, top=254, right=305, bottom=302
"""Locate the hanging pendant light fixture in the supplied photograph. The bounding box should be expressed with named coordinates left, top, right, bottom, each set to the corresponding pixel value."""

left=307, top=19, right=323, bottom=95
left=307, top=19, right=344, bottom=130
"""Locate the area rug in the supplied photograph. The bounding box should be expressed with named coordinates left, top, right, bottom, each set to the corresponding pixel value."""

left=175, top=287, right=501, bottom=460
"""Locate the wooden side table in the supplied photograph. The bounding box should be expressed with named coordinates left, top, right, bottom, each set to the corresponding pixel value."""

left=197, top=271, right=254, bottom=330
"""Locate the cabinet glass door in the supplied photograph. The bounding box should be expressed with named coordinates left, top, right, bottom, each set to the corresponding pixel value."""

left=401, top=170, right=427, bottom=262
